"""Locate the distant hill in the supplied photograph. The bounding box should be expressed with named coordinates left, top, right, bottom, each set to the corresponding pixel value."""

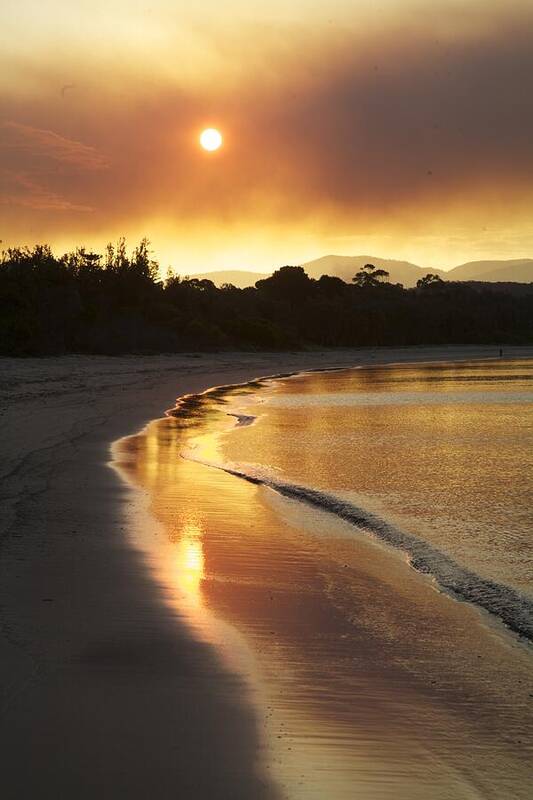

left=187, top=270, right=269, bottom=288
left=303, top=255, right=533, bottom=286
left=301, top=255, right=444, bottom=287
left=447, top=259, right=533, bottom=283
left=187, top=257, right=533, bottom=289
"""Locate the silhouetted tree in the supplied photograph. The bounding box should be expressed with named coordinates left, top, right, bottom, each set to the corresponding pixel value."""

left=417, top=273, right=444, bottom=289
left=1, top=242, right=532, bottom=355
left=255, top=266, right=313, bottom=302
left=352, top=263, right=390, bottom=288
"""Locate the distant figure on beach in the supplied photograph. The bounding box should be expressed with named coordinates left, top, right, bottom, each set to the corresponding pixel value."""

left=499, top=348, right=503, bottom=358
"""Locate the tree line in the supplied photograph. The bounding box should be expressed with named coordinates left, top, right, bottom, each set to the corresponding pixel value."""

left=1, top=240, right=532, bottom=355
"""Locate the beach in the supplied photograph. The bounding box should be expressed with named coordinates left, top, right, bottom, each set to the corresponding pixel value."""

left=1, top=346, right=532, bottom=798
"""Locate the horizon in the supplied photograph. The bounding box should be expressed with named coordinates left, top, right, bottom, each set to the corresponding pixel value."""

left=3, top=238, right=533, bottom=279
left=4, top=240, right=533, bottom=280
left=4, top=233, right=533, bottom=279
left=182, top=252, right=533, bottom=278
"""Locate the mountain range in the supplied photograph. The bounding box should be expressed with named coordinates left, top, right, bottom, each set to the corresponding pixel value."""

left=188, top=257, right=533, bottom=289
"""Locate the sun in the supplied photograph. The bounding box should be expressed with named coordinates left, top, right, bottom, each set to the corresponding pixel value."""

left=199, top=128, right=223, bottom=152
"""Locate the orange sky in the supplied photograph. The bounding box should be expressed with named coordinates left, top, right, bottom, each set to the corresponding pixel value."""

left=2, top=0, right=533, bottom=273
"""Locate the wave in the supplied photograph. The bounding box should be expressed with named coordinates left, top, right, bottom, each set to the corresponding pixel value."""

left=165, top=366, right=352, bottom=419
left=183, top=451, right=533, bottom=643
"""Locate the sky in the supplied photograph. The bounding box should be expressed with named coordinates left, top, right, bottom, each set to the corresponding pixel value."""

left=2, top=0, right=533, bottom=274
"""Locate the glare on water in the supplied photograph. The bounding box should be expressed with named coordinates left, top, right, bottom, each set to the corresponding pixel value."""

left=115, top=359, right=533, bottom=800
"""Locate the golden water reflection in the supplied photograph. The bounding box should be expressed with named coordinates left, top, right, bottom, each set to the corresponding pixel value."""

left=114, top=361, right=533, bottom=800
left=176, top=522, right=205, bottom=605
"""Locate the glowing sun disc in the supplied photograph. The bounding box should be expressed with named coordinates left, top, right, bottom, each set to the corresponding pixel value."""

left=200, top=128, right=223, bottom=151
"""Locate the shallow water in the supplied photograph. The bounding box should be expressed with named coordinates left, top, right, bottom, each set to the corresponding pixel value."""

left=115, top=358, right=533, bottom=799
left=221, top=360, right=533, bottom=597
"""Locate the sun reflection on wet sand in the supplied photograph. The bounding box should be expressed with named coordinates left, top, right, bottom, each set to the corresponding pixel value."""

left=176, top=522, right=205, bottom=604
left=111, top=423, right=266, bottom=687
left=112, top=362, right=533, bottom=800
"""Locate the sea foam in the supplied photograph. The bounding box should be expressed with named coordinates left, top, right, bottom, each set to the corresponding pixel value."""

left=184, top=448, right=533, bottom=643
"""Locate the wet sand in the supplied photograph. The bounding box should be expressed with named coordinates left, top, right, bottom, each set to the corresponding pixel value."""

left=1, top=346, right=531, bottom=798
left=116, top=357, right=533, bottom=799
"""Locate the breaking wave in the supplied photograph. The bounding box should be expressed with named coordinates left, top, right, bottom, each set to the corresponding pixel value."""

left=183, top=450, right=533, bottom=643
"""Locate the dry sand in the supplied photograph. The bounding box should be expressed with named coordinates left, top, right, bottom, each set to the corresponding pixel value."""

left=1, top=346, right=530, bottom=798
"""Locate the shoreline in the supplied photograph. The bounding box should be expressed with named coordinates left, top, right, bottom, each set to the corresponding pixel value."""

left=160, top=353, right=533, bottom=645
left=113, top=349, right=533, bottom=798
left=1, top=345, right=532, bottom=797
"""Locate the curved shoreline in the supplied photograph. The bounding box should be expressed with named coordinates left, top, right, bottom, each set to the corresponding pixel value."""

left=2, top=346, right=532, bottom=798
left=113, top=349, right=533, bottom=799
left=167, top=356, right=533, bottom=646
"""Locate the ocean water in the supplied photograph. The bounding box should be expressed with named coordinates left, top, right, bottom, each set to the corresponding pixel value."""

left=117, top=358, right=533, bottom=800
left=216, top=359, right=533, bottom=638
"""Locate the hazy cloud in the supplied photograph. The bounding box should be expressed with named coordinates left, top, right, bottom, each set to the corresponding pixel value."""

left=0, top=122, right=106, bottom=219
left=0, top=121, right=109, bottom=170
left=67, top=18, right=532, bottom=225
left=2, top=2, right=533, bottom=266
left=0, top=169, right=92, bottom=211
